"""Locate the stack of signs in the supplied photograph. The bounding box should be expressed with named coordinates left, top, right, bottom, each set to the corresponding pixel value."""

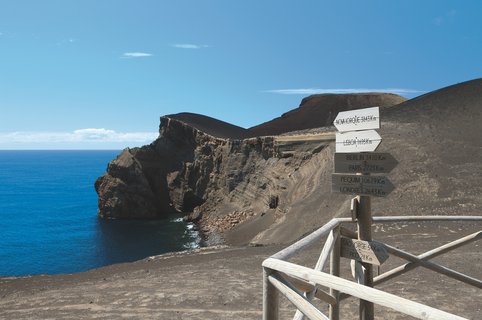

left=332, top=107, right=397, bottom=197
left=332, top=107, right=395, bottom=268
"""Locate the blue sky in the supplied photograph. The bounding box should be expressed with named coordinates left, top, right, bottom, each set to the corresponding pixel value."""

left=1, top=0, right=481, bottom=149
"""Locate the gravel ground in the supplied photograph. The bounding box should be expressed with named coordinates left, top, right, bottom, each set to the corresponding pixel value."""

left=1, top=220, right=480, bottom=319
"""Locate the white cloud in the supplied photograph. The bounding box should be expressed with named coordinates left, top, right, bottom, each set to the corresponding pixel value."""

left=0, top=129, right=158, bottom=144
left=122, top=52, right=153, bottom=58
left=264, top=88, right=425, bottom=96
left=170, top=43, right=209, bottom=49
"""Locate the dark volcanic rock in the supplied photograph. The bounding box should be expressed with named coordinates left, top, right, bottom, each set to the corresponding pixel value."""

left=95, top=147, right=162, bottom=219
left=95, top=115, right=275, bottom=219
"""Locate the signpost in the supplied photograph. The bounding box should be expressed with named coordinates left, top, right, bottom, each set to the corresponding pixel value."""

left=331, top=106, right=398, bottom=320
left=334, top=152, right=398, bottom=174
left=332, top=173, right=395, bottom=197
left=333, top=107, right=380, bottom=132
left=335, top=130, right=382, bottom=153
left=340, top=237, right=389, bottom=266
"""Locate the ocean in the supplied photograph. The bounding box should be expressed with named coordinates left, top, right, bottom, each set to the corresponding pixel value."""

left=0, top=150, right=200, bottom=277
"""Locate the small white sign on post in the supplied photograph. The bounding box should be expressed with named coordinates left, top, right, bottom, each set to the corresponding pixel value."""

left=333, top=107, right=380, bottom=132
left=340, top=237, right=389, bottom=266
left=335, top=130, right=381, bottom=153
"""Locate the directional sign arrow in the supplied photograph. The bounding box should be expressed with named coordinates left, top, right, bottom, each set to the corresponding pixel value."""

left=340, top=237, right=389, bottom=266
left=335, top=130, right=381, bottom=153
left=332, top=173, right=395, bottom=197
left=333, top=107, right=380, bottom=132
left=334, top=152, right=398, bottom=174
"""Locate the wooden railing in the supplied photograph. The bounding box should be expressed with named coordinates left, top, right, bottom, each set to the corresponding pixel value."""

left=262, top=216, right=482, bottom=320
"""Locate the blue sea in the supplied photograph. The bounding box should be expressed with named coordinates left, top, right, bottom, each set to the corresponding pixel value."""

left=0, top=150, right=200, bottom=277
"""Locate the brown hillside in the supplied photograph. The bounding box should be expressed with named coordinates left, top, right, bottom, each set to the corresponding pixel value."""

left=243, top=78, right=482, bottom=245
left=249, top=93, right=406, bottom=136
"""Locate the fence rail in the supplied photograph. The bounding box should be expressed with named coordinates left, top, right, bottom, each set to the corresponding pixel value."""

left=262, top=216, right=482, bottom=320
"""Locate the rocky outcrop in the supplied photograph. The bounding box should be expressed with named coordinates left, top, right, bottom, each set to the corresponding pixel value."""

left=95, top=114, right=276, bottom=220
left=95, top=147, right=163, bottom=219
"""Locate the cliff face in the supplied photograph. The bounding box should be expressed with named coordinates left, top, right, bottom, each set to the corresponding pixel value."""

left=95, top=115, right=276, bottom=220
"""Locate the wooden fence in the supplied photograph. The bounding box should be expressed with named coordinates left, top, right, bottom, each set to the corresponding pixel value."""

left=262, top=216, right=482, bottom=320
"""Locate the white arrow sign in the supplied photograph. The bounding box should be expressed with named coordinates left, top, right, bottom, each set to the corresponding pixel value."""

left=333, top=107, right=380, bottom=132
left=336, top=130, right=381, bottom=153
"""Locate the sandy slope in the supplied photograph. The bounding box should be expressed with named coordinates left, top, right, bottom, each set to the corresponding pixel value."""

left=225, top=78, right=482, bottom=246
left=249, top=93, right=406, bottom=136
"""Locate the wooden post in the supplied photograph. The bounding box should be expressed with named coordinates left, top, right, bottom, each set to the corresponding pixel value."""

left=329, top=226, right=341, bottom=320
left=357, top=195, right=374, bottom=320
left=263, top=267, right=279, bottom=320
left=294, top=229, right=338, bottom=320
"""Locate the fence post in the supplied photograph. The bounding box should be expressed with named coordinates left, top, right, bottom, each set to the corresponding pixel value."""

left=357, top=195, right=374, bottom=320
left=329, top=226, right=341, bottom=320
left=263, top=267, right=279, bottom=320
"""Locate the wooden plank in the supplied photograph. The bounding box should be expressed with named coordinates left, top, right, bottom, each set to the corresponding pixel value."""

left=335, top=130, right=381, bottom=153
left=383, top=243, right=482, bottom=288
left=262, top=258, right=467, bottom=320
left=357, top=195, right=374, bottom=320
left=333, top=107, right=380, bottom=132
left=374, top=230, right=482, bottom=286
left=263, top=267, right=279, bottom=320
left=351, top=260, right=365, bottom=285
left=418, top=230, right=481, bottom=257
left=340, top=226, right=358, bottom=239
left=371, top=215, right=482, bottom=223
left=329, top=227, right=341, bottom=320
left=340, top=237, right=389, bottom=266
left=270, top=219, right=340, bottom=261
left=315, top=230, right=337, bottom=271
left=350, top=196, right=359, bottom=221
left=293, top=230, right=338, bottom=320
left=269, top=217, right=481, bottom=262
left=334, top=152, right=398, bottom=174
left=283, top=275, right=337, bottom=306
left=332, top=173, right=394, bottom=197
left=268, top=273, right=330, bottom=320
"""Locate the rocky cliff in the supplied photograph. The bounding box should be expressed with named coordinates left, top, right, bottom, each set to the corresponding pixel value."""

left=95, top=113, right=276, bottom=219
left=96, top=79, right=482, bottom=245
